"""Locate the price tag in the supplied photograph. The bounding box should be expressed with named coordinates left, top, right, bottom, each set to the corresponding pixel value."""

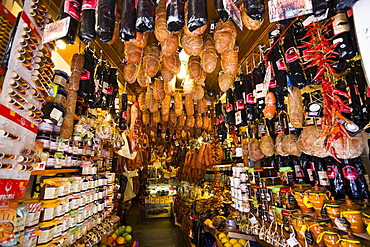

left=42, top=17, right=70, bottom=44
left=249, top=216, right=258, bottom=224
left=287, top=234, right=300, bottom=247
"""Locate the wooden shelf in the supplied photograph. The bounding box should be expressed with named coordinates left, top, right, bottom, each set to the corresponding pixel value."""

left=31, top=168, right=80, bottom=175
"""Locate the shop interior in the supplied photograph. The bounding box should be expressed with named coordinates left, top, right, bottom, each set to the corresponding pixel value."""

left=0, top=0, right=370, bottom=246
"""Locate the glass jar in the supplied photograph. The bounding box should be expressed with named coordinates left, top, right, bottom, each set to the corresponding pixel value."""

left=272, top=186, right=283, bottom=208
left=275, top=207, right=283, bottom=225
left=279, top=167, right=294, bottom=185
left=38, top=220, right=56, bottom=245
left=280, top=187, right=297, bottom=210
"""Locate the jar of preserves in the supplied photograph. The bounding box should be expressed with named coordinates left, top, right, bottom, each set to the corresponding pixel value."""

left=304, top=215, right=330, bottom=247
left=340, top=197, right=365, bottom=234
left=279, top=167, right=294, bottom=185
left=338, top=232, right=364, bottom=247
left=292, top=184, right=313, bottom=214
left=320, top=224, right=340, bottom=247
left=290, top=210, right=307, bottom=245
left=362, top=207, right=370, bottom=227
left=307, top=185, right=330, bottom=217
left=272, top=186, right=283, bottom=208
left=280, top=187, right=297, bottom=210
left=323, top=197, right=342, bottom=226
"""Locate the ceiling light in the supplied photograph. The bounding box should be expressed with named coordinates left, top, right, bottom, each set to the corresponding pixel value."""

left=179, top=48, right=189, bottom=62
left=55, top=39, right=66, bottom=50
left=177, top=61, right=187, bottom=79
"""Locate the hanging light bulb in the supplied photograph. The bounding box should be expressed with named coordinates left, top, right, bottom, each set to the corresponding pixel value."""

left=177, top=61, right=187, bottom=79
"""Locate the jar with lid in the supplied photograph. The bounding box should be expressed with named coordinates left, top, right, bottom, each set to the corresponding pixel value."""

left=265, top=186, right=274, bottom=206
left=253, top=168, right=263, bottom=185
left=282, top=209, right=294, bottom=232
left=280, top=187, right=297, bottom=210
left=323, top=197, right=342, bottom=226
left=338, top=232, right=364, bottom=247
left=69, top=210, right=79, bottom=228
left=38, top=220, right=57, bottom=245
left=53, top=216, right=64, bottom=239
left=304, top=215, right=330, bottom=247
left=23, top=226, right=39, bottom=247
left=290, top=210, right=308, bottom=245
left=362, top=207, right=370, bottom=228
left=340, top=197, right=365, bottom=234
left=308, top=185, right=331, bottom=217
left=40, top=179, right=60, bottom=200
left=320, top=223, right=341, bottom=247
left=275, top=207, right=283, bottom=225
left=292, top=184, right=314, bottom=214
left=272, top=186, right=283, bottom=208
left=279, top=167, right=294, bottom=185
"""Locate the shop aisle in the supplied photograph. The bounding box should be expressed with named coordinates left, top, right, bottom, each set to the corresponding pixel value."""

left=127, top=199, right=190, bottom=247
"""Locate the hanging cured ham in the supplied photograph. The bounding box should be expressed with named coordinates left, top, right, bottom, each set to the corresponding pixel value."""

left=162, top=33, right=179, bottom=57
left=183, top=76, right=195, bottom=97
left=153, top=79, right=165, bottom=101
left=124, top=41, right=143, bottom=64
left=184, top=96, right=195, bottom=116
left=214, top=20, right=237, bottom=54
left=163, top=52, right=181, bottom=74
left=155, top=2, right=171, bottom=42
left=221, top=46, right=239, bottom=75
left=218, top=71, right=234, bottom=92
left=201, top=36, right=218, bottom=74
left=130, top=32, right=149, bottom=48
left=174, top=92, right=184, bottom=116
left=145, top=86, right=159, bottom=112
left=143, top=43, right=160, bottom=77
left=124, top=62, right=139, bottom=84
left=161, top=66, right=175, bottom=83
left=192, top=84, right=204, bottom=101
left=188, top=56, right=206, bottom=83
left=197, top=97, right=207, bottom=114
left=136, top=62, right=150, bottom=87
left=164, top=76, right=176, bottom=95
left=181, top=33, right=203, bottom=56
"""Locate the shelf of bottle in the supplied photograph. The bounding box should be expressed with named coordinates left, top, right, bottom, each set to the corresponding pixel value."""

left=31, top=168, right=80, bottom=175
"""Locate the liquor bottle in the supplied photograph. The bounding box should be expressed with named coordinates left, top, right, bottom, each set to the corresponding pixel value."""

left=225, top=88, right=236, bottom=125
left=243, top=74, right=255, bottom=121
left=341, top=159, right=361, bottom=200
left=331, top=12, right=356, bottom=60
left=314, top=157, right=331, bottom=189
left=352, top=158, right=370, bottom=200
left=324, top=157, right=347, bottom=199
left=118, top=92, right=128, bottom=130
left=234, top=78, right=247, bottom=126
left=215, top=101, right=227, bottom=142
left=165, top=127, right=170, bottom=141
left=57, top=0, right=83, bottom=45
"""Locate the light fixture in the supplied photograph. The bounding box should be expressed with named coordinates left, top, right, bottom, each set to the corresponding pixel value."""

left=179, top=48, right=189, bottom=63
left=177, top=61, right=187, bottom=79
left=55, top=39, right=66, bottom=50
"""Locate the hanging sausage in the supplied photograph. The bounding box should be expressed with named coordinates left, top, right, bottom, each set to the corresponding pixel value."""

left=119, top=0, right=137, bottom=41
left=79, top=0, right=97, bottom=42
left=136, top=0, right=155, bottom=33
left=97, top=0, right=117, bottom=43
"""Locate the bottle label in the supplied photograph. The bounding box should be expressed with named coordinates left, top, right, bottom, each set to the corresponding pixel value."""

left=235, top=111, right=242, bottom=125
left=102, top=82, right=114, bottom=95
left=318, top=171, right=330, bottom=186
left=307, top=168, right=314, bottom=182
left=276, top=58, right=287, bottom=70
left=285, top=47, right=299, bottom=63
left=50, top=108, right=63, bottom=122
left=342, top=165, right=359, bottom=180
left=294, top=165, right=304, bottom=177
left=80, top=69, right=90, bottom=80
left=236, top=99, right=245, bottom=110
left=326, top=166, right=337, bottom=179
left=333, top=13, right=350, bottom=36
left=226, top=103, right=234, bottom=112
left=64, top=0, right=82, bottom=21
left=246, top=93, right=254, bottom=104
left=82, top=0, right=98, bottom=10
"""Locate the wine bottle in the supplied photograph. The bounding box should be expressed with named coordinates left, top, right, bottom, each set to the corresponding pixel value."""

left=225, top=88, right=236, bottom=126
left=57, top=0, right=83, bottom=45
left=352, top=158, right=370, bottom=200
left=324, top=157, right=347, bottom=199
left=341, top=159, right=361, bottom=200
left=314, top=157, right=331, bottom=189
left=118, top=92, right=128, bottom=130
left=331, top=12, right=356, bottom=60
left=243, top=74, right=255, bottom=121
left=215, top=101, right=227, bottom=142
left=234, top=78, right=247, bottom=126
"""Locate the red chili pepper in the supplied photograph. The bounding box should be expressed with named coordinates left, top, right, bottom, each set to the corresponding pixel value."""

left=330, top=147, right=342, bottom=163
left=332, top=88, right=350, bottom=98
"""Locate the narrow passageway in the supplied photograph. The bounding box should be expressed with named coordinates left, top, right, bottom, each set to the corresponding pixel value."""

left=126, top=199, right=189, bottom=247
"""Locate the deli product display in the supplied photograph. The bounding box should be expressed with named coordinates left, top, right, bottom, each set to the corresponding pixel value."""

left=1, top=0, right=370, bottom=246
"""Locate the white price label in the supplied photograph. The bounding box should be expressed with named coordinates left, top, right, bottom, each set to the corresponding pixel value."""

left=249, top=216, right=258, bottom=224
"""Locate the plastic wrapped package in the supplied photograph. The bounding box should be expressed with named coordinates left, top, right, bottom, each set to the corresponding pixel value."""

left=119, top=0, right=137, bottom=41
left=187, top=0, right=208, bottom=32
left=97, top=0, right=117, bottom=43
left=244, top=0, right=264, bottom=22
left=79, top=0, right=97, bottom=42
left=136, top=0, right=155, bottom=33
left=166, top=0, right=185, bottom=32
left=78, top=48, right=97, bottom=106
left=332, top=0, right=358, bottom=12
left=214, top=0, right=229, bottom=21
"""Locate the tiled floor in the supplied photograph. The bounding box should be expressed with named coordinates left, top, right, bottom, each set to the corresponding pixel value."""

left=127, top=200, right=189, bottom=247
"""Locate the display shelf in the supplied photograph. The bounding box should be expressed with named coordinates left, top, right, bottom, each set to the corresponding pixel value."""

left=31, top=168, right=80, bottom=175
